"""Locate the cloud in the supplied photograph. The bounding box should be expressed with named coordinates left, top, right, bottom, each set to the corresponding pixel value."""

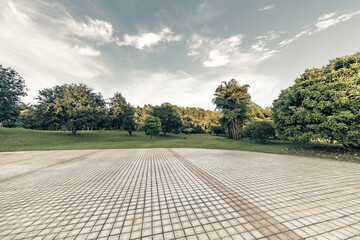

left=258, top=5, right=274, bottom=12
left=0, top=0, right=109, bottom=103
left=279, top=10, right=360, bottom=47
left=188, top=33, right=279, bottom=68
left=75, top=45, right=101, bottom=56
left=116, top=27, right=181, bottom=50
left=252, top=31, right=283, bottom=52
left=65, top=16, right=114, bottom=44
left=279, top=29, right=311, bottom=47
left=187, top=34, right=243, bottom=67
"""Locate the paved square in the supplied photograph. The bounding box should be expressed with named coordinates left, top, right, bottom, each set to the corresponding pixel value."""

left=0, top=148, right=359, bottom=239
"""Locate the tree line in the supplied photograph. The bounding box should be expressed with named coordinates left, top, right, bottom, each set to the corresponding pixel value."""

left=2, top=51, right=358, bottom=147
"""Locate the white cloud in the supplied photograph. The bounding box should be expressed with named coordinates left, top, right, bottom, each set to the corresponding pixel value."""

left=76, top=45, right=101, bottom=56
left=258, top=5, right=274, bottom=12
left=279, top=10, right=360, bottom=47
left=279, top=29, right=311, bottom=47
left=65, top=16, right=114, bottom=44
left=318, top=12, right=337, bottom=21
left=187, top=34, right=243, bottom=67
left=203, top=50, right=230, bottom=67
left=116, top=27, right=181, bottom=50
left=252, top=31, right=283, bottom=52
left=0, top=1, right=109, bottom=103
left=188, top=33, right=278, bottom=68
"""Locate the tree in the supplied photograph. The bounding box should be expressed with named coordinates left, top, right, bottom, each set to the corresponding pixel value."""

left=212, top=79, right=251, bottom=140
left=109, top=92, right=136, bottom=135
left=142, top=116, right=162, bottom=139
left=0, top=65, right=27, bottom=125
left=153, top=103, right=182, bottom=135
left=272, top=52, right=360, bottom=148
left=244, top=121, right=275, bottom=143
left=109, top=92, right=128, bottom=130
left=122, top=105, right=136, bottom=136
left=36, top=84, right=105, bottom=134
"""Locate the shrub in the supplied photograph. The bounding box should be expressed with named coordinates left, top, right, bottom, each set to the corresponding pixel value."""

left=142, top=116, right=162, bottom=139
left=244, top=121, right=275, bottom=143
left=272, top=52, right=360, bottom=148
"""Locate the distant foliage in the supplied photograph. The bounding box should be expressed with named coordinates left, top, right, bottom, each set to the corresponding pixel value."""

left=244, top=121, right=275, bottom=143
left=0, top=65, right=27, bottom=125
left=272, top=52, right=360, bottom=148
left=248, top=103, right=272, bottom=123
left=153, top=103, right=182, bottom=134
left=142, top=116, right=162, bottom=139
left=134, top=103, right=222, bottom=134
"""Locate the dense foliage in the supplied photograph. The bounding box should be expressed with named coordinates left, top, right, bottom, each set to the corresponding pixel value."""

left=213, top=79, right=251, bottom=139
left=134, top=104, right=222, bottom=134
left=0, top=65, right=27, bottom=126
left=109, top=93, right=136, bottom=135
left=142, top=116, right=162, bottom=139
left=273, top=52, right=360, bottom=148
left=153, top=103, right=182, bottom=134
left=36, top=84, right=106, bottom=134
left=244, top=121, right=275, bottom=143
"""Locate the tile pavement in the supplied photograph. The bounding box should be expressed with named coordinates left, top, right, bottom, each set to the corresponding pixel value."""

left=0, top=148, right=359, bottom=239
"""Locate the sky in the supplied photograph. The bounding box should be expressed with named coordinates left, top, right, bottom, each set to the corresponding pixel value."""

left=1, top=0, right=360, bottom=110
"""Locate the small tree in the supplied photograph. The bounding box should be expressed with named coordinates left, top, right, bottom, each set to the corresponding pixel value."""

left=142, top=116, right=162, bottom=139
left=244, top=121, right=276, bottom=143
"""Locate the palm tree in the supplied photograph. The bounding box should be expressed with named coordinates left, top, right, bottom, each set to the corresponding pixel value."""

left=212, top=79, right=251, bottom=140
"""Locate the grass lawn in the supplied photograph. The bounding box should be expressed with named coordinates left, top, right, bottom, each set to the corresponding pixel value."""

left=0, top=128, right=359, bottom=162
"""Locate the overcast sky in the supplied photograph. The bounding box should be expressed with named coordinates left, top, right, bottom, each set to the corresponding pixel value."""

left=1, top=0, right=360, bottom=109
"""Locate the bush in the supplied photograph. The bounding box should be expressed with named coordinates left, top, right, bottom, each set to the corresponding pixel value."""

left=182, top=127, right=194, bottom=134
left=244, top=121, right=275, bottom=143
left=211, top=126, right=224, bottom=136
left=142, top=116, right=162, bottom=139
left=272, top=52, right=360, bottom=148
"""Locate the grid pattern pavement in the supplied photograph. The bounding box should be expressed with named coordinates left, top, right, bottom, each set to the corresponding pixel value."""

left=0, top=148, right=359, bottom=240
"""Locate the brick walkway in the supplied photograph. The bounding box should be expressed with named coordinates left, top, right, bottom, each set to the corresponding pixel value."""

left=0, top=149, right=359, bottom=239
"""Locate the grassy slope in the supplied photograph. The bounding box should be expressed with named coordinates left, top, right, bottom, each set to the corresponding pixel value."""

left=0, top=128, right=359, bottom=162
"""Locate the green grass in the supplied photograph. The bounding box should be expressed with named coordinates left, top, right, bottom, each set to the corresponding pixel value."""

left=0, top=128, right=359, bottom=162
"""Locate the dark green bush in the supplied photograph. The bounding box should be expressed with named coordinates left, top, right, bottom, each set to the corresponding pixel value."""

left=244, top=121, right=275, bottom=143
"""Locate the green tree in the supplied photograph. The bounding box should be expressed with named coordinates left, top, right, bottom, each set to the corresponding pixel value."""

left=0, top=65, right=27, bottom=125
left=153, top=103, right=182, bottom=135
left=244, top=121, right=275, bottom=144
left=36, top=84, right=105, bottom=134
left=142, top=116, right=162, bottom=139
left=109, top=92, right=136, bottom=135
left=122, top=105, right=136, bottom=136
left=272, top=52, right=360, bottom=148
left=109, top=92, right=127, bottom=130
left=212, top=79, right=251, bottom=140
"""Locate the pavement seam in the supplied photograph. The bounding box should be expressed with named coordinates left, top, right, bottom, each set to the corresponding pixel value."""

left=167, top=148, right=303, bottom=240
left=0, top=150, right=101, bottom=184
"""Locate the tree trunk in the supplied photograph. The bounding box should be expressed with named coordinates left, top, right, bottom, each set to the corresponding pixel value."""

left=128, top=131, right=132, bottom=136
left=71, top=127, right=77, bottom=134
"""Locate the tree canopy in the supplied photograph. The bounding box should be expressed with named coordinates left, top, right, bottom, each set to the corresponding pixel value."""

left=272, top=52, right=360, bottom=148
left=0, top=65, right=27, bottom=125
left=36, top=84, right=105, bottom=134
left=142, top=116, right=162, bottom=139
left=152, top=103, right=182, bottom=135
left=213, top=79, right=251, bottom=139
